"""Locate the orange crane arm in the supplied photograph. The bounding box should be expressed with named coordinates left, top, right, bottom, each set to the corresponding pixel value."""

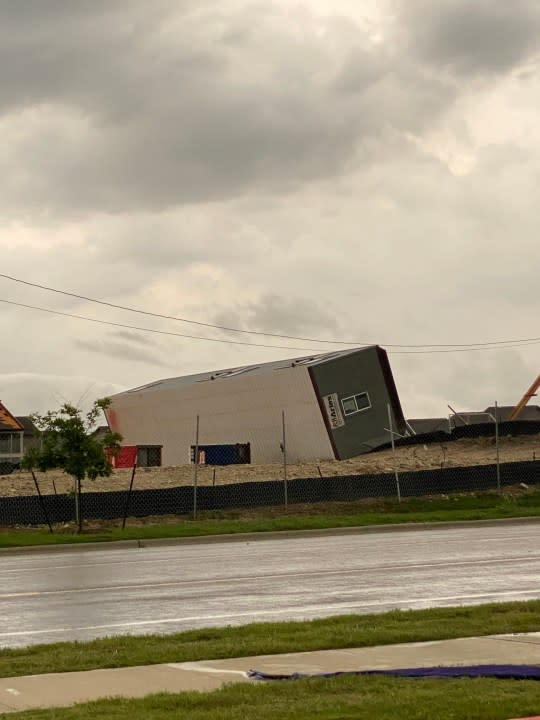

left=509, top=374, right=540, bottom=421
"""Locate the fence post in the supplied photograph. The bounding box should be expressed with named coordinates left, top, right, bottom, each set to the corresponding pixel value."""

left=387, top=404, right=401, bottom=502
left=74, top=477, right=80, bottom=529
left=193, top=414, right=200, bottom=520
left=282, top=410, right=288, bottom=510
left=76, top=478, right=82, bottom=534
left=495, top=400, right=501, bottom=491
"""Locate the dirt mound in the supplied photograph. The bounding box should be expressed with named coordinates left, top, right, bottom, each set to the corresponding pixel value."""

left=1, top=434, right=538, bottom=497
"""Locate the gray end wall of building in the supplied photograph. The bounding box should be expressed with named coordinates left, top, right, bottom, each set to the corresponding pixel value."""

left=309, top=346, right=403, bottom=460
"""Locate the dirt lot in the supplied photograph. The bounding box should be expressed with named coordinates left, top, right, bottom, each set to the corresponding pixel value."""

left=1, top=433, right=538, bottom=497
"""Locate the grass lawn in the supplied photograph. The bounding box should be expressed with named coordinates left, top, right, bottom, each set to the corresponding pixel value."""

left=1, top=601, right=539, bottom=679
left=1, top=488, right=540, bottom=548
left=3, top=601, right=540, bottom=719
left=9, top=673, right=540, bottom=719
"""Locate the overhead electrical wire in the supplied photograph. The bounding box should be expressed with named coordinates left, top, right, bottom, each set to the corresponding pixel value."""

left=0, top=272, right=341, bottom=343
left=1, top=272, right=538, bottom=350
left=0, top=299, right=321, bottom=352
left=1, top=297, right=539, bottom=354
left=389, top=340, right=540, bottom=354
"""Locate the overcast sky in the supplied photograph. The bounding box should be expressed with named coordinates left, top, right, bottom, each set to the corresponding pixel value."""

left=1, top=0, right=539, bottom=420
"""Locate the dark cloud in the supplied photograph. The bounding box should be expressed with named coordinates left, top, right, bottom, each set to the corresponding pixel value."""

left=1, top=0, right=539, bottom=421
left=213, top=293, right=340, bottom=338
left=402, top=0, right=540, bottom=75
left=0, top=2, right=461, bottom=216
left=108, top=330, right=156, bottom=346
left=74, top=339, right=168, bottom=366
left=1, top=1, right=537, bottom=220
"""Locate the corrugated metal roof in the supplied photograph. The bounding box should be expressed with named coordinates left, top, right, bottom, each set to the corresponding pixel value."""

left=115, top=346, right=373, bottom=396
left=0, top=402, right=24, bottom=432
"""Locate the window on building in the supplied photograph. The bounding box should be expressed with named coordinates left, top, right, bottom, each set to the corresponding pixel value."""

left=341, top=392, right=371, bottom=416
left=137, top=446, right=162, bottom=467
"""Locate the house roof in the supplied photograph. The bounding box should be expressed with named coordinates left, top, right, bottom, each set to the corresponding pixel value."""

left=0, top=402, right=24, bottom=432
left=15, top=416, right=38, bottom=435
left=115, top=346, right=374, bottom=396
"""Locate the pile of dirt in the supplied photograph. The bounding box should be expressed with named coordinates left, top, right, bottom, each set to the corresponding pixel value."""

left=1, top=434, right=538, bottom=497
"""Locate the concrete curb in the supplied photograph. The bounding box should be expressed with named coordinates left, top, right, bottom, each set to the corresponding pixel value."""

left=2, top=515, right=540, bottom=555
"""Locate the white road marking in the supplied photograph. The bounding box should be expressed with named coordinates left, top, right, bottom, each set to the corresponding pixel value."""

left=5, top=689, right=20, bottom=696
left=1, top=554, right=538, bottom=600
left=0, top=587, right=538, bottom=640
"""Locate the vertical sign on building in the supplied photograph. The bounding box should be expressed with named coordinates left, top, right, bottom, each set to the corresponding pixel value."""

left=323, top=393, right=345, bottom=429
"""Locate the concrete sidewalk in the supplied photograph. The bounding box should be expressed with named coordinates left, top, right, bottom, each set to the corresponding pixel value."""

left=1, top=632, right=540, bottom=714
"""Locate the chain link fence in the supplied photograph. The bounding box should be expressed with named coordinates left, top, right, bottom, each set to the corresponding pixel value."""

left=1, top=405, right=539, bottom=529
left=0, top=460, right=20, bottom=476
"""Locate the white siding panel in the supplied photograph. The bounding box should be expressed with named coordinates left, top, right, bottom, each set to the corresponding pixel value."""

left=108, top=366, right=334, bottom=465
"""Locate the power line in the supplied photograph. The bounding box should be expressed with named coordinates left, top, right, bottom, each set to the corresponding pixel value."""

left=0, top=299, right=325, bottom=351
left=390, top=340, right=540, bottom=354
left=2, top=297, right=539, bottom=354
left=0, top=273, right=344, bottom=344
left=1, top=272, right=538, bottom=349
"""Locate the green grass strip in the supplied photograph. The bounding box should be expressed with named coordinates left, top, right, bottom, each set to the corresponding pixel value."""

left=9, top=674, right=540, bottom=720
left=1, top=489, right=540, bottom=548
left=1, top=600, right=539, bottom=679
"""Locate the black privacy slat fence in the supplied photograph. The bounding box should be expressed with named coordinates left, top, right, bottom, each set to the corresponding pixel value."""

left=1, top=459, right=539, bottom=527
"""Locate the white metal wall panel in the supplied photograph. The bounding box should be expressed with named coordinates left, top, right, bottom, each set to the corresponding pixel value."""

left=107, top=366, right=334, bottom=465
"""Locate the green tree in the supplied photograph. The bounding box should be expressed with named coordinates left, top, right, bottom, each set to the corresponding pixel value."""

left=21, top=398, right=122, bottom=532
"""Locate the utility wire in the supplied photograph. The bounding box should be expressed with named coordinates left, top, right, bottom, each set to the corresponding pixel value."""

left=2, top=297, right=539, bottom=354
left=0, top=299, right=325, bottom=352
left=390, top=340, right=540, bottom=354
left=1, top=272, right=538, bottom=349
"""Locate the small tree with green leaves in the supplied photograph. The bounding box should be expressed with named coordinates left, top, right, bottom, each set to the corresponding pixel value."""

left=21, top=398, right=122, bottom=532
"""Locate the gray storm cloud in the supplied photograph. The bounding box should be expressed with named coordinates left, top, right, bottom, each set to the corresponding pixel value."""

left=401, top=0, right=540, bottom=74
left=0, top=2, right=467, bottom=215
left=0, top=0, right=539, bottom=416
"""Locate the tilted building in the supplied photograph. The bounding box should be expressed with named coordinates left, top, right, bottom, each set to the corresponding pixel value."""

left=106, top=346, right=405, bottom=466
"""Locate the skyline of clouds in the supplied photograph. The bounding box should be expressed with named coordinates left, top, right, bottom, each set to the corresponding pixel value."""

left=1, top=0, right=539, bottom=419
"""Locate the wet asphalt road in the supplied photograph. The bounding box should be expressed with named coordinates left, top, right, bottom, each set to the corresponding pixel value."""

left=1, top=521, right=539, bottom=648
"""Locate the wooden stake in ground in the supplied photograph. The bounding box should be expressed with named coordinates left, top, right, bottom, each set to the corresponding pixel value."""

left=122, top=464, right=138, bottom=530
left=31, top=471, right=53, bottom=533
